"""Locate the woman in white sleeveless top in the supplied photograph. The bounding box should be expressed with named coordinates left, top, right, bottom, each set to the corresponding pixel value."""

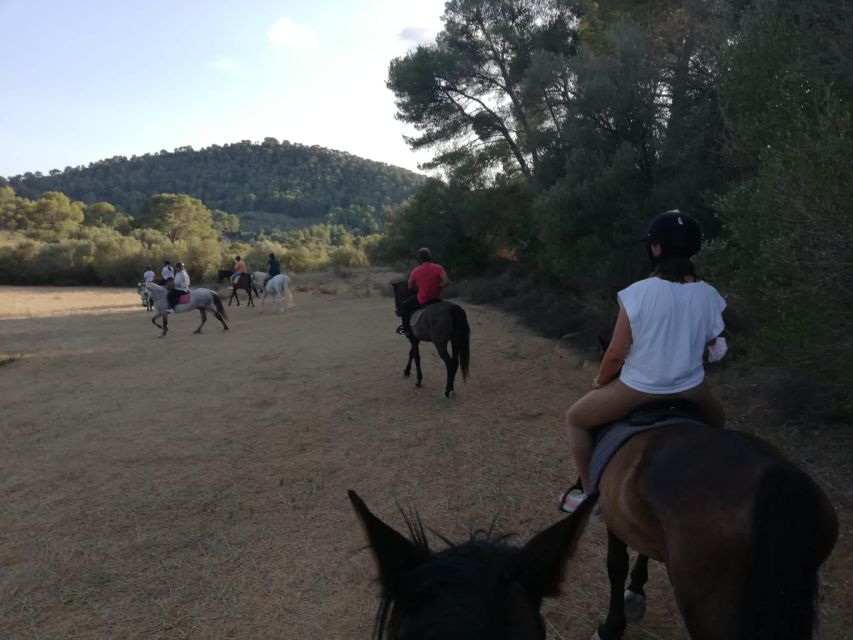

left=561, top=211, right=727, bottom=513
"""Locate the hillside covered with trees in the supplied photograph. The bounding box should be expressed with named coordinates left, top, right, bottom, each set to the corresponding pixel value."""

left=5, top=139, right=426, bottom=232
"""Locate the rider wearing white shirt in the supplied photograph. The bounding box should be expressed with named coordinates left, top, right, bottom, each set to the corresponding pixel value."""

left=166, top=262, right=190, bottom=313
left=142, top=266, right=155, bottom=283
left=162, top=261, right=174, bottom=281
left=560, top=211, right=726, bottom=514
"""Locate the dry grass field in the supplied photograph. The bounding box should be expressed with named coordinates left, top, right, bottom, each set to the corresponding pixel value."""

left=0, top=272, right=850, bottom=639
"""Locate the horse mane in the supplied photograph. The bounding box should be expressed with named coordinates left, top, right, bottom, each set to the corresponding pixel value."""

left=375, top=508, right=519, bottom=640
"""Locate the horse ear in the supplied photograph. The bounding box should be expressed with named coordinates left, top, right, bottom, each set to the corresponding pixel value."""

left=349, top=490, right=424, bottom=593
left=517, top=493, right=597, bottom=599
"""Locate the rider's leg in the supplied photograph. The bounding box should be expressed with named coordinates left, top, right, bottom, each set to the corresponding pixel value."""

left=566, top=380, right=654, bottom=493
left=166, top=288, right=178, bottom=313
left=674, top=381, right=725, bottom=428
left=399, top=297, right=420, bottom=335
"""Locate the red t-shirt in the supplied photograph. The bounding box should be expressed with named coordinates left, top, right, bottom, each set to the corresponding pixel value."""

left=409, top=262, right=447, bottom=304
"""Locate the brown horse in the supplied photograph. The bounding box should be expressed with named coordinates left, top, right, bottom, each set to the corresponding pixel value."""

left=227, top=272, right=256, bottom=307
left=584, top=419, right=838, bottom=640
left=391, top=281, right=470, bottom=398
left=349, top=489, right=597, bottom=640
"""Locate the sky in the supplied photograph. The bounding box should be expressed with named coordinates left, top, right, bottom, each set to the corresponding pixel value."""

left=0, top=0, right=448, bottom=177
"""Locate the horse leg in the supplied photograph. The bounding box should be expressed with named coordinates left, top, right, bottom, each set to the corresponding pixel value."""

left=624, top=555, right=649, bottom=623
left=194, top=309, right=207, bottom=334
left=160, top=314, right=168, bottom=338
left=594, top=530, right=629, bottom=640
left=247, top=287, right=254, bottom=307
left=213, top=309, right=229, bottom=331
left=410, top=339, right=423, bottom=387
left=435, top=340, right=458, bottom=398
left=403, top=343, right=414, bottom=377
left=228, top=288, right=237, bottom=306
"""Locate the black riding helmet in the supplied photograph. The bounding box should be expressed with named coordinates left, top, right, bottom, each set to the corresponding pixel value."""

left=646, top=210, right=701, bottom=265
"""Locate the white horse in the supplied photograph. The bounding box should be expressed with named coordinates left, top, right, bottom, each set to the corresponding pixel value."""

left=146, top=282, right=229, bottom=337
left=137, top=282, right=152, bottom=311
left=261, top=274, right=294, bottom=312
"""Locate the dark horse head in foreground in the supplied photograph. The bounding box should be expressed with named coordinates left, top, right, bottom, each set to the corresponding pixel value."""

left=391, top=281, right=470, bottom=398
left=349, top=490, right=597, bottom=640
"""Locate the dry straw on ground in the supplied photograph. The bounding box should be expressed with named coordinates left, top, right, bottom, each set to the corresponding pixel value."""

left=0, top=272, right=849, bottom=639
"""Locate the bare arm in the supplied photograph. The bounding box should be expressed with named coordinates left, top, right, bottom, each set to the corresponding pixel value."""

left=594, top=304, right=632, bottom=387
left=439, top=267, right=450, bottom=289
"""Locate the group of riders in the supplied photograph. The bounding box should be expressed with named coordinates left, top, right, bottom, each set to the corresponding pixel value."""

left=229, top=253, right=280, bottom=288
left=141, top=210, right=726, bottom=515
left=395, top=211, right=728, bottom=515
left=141, top=252, right=282, bottom=313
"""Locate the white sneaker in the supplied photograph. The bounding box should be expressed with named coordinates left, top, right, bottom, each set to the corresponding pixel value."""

left=165, top=308, right=174, bottom=314
left=559, top=490, right=588, bottom=513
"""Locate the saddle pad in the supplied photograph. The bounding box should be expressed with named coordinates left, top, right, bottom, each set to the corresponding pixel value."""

left=178, top=293, right=191, bottom=305
left=411, top=301, right=452, bottom=329
left=588, top=417, right=705, bottom=492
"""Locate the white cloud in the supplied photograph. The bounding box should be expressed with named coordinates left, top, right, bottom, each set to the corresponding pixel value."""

left=211, top=56, right=238, bottom=72
left=398, top=26, right=437, bottom=45
left=266, top=18, right=319, bottom=49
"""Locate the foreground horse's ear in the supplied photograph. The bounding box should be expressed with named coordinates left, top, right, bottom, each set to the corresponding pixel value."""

left=517, top=492, right=597, bottom=599
left=349, top=490, right=424, bottom=592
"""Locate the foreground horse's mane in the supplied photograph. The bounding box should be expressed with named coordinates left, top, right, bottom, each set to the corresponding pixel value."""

left=350, top=490, right=596, bottom=640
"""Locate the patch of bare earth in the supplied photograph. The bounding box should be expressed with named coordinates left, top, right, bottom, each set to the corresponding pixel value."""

left=0, top=271, right=849, bottom=639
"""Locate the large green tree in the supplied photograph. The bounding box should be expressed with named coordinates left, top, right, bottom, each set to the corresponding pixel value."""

left=135, top=194, right=216, bottom=242
left=388, top=0, right=580, bottom=182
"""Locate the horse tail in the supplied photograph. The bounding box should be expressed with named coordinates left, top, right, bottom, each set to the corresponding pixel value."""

left=450, top=304, right=470, bottom=381
left=744, top=465, right=829, bottom=640
left=213, top=291, right=229, bottom=321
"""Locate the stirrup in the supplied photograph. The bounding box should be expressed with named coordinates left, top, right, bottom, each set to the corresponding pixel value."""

left=396, top=324, right=410, bottom=337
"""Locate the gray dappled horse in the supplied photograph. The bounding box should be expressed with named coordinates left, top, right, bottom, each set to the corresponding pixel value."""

left=391, top=281, right=470, bottom=398
left=146, top=282, right=229, bottom=337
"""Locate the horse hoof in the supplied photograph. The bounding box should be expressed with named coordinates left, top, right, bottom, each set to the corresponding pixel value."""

left=415, top=381, right=422, bottom=388
left=403, top=370, right=411, bottom=378
left=445, top=390, right=455, bottom=399
left=624, top=590, right=646, bottom=622
left=193, top=330, right=202, bottom=335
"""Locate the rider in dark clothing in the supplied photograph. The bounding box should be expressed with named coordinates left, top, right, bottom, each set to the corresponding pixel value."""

left=265, top=253, right=281, bottom=287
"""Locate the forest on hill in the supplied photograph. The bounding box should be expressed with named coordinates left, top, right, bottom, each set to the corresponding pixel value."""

left=5, top=139, right=426, bottom=231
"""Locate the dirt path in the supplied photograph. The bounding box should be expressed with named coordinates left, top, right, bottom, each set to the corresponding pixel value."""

left=0, top=273, right=849, bottom=639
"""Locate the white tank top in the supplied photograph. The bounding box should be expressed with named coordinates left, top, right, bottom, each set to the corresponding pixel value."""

left=617, top=277, right=726, bottom=394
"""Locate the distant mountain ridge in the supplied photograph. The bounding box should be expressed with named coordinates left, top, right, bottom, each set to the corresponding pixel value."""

left=6, top=139, right=426, bottom=222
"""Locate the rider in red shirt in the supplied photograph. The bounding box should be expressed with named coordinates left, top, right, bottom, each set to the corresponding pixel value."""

left=397, top=248, right=450, bottom=336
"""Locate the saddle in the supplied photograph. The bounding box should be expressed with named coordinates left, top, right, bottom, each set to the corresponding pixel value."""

left=177, top=292, right=191, bottom=305
left=410, top=300, right=448, bottom=329
left=587, top=399, right=705, bottom=492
